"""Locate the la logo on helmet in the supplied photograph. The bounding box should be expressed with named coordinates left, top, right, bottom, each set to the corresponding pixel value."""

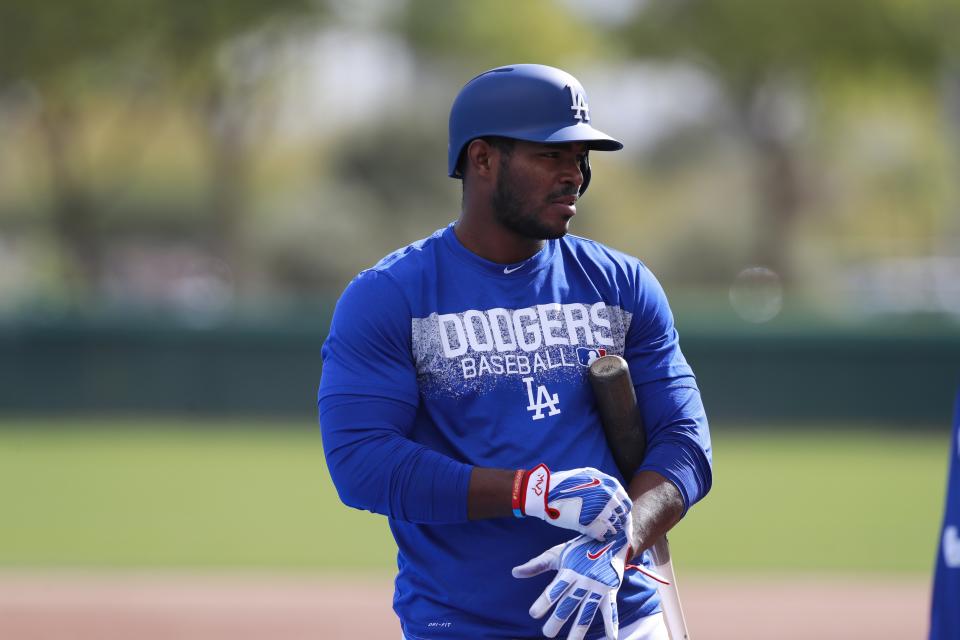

left=569, top=86, right=590, bottom=122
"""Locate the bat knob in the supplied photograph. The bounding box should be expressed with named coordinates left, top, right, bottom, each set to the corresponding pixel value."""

left=588, top=354, right=628, bottom=379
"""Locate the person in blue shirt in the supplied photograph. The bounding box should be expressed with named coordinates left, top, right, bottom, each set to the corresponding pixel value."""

left=319, top=64, right=712, bottom=640
left=930, top=388, right=960, bottom=639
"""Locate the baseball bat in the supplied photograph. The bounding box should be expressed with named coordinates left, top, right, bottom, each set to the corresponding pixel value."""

left=588, top=354, right=691, bottom=640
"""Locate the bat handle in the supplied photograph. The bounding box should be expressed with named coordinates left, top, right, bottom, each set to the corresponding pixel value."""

left=649, top=536, right=691, bottom=640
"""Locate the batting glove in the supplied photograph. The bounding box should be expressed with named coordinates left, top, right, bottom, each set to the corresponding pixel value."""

left=512, top=526, right=632, bottom=640
left=513, top=464, right=632, bottom=541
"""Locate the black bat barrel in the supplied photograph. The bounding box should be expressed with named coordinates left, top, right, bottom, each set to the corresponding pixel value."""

left=588, top=354, right=647, bottom=479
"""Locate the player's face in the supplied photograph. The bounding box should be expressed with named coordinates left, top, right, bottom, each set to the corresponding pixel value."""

left=491, top=141, right=587, bottom=240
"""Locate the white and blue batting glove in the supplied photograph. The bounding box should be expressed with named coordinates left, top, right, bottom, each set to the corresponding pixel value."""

left=512, top=526, right=633, bottom=640
left=514, top=464, right=632, bottom=541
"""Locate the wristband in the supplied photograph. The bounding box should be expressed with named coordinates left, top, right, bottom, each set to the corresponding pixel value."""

left=511, top=469, right=525, bottom=518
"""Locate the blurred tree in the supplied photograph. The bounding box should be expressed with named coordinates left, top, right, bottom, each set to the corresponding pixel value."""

left=151, top=0, right=321, bottom=290
left=0, top=0, right=321, bottom=302
left=335, top=116, right=454, bottom=219
left=616, top=0, right=952, bottom=281
left=396, top=0, right=609, bottom=70
left=0, top=1, right=156, bottom=299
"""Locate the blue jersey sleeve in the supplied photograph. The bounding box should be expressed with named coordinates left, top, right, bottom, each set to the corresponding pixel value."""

left=930, top=389, right=960, bottom=639
left=320, top=395, right=472, bottom=523
left=622, top=264, right=693, bottom=385
left=318, top=269, right=472, bottom=523
left=636, top=381, right=712, bottom=514
left=318, top=269, right=419, bottom=404
left=624, top=264, right=712, bottom=513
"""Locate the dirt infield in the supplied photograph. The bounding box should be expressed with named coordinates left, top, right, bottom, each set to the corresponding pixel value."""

left=0, top=572, right=929, bottom=639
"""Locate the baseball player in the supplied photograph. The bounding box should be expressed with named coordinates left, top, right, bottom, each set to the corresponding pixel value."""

left=319, top=64, right=712, bottom=640
left=930, top=388, right=960, bottom=639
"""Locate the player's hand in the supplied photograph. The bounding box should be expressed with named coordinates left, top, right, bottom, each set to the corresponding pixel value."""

left=512, top=526, right=632, bottom=640
left=515, top=464, right=631, bottom=541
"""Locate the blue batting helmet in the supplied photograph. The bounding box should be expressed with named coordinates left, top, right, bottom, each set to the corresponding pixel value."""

left=448, top=64, right=623, bottom=195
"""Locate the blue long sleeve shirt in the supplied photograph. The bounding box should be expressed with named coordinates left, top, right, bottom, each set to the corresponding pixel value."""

left=318, top=224, right=712, bottom=639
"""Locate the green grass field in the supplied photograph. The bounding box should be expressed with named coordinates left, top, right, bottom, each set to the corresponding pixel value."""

left=0, top=419, right=950, bottom=575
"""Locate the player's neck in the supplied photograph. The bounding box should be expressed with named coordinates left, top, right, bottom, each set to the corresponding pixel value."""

left=454, top=214, right=545, bottom=265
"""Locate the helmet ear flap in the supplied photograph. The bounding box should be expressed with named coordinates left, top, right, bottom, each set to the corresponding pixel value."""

left=579, top=152, right=591, bottom=197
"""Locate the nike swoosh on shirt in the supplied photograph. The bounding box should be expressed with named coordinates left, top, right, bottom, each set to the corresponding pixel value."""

left=503, top=264, right=524, bottom=274
left=587, top=543, right=614, bottom=560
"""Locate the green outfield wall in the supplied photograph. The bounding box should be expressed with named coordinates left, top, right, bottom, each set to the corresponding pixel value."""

left=1, top=314, right=957, bottom=423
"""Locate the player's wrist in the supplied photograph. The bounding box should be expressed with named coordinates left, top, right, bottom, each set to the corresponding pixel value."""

left=514, top=463, right=553, bottom=520
left=511, top=468, right=525, bottom=518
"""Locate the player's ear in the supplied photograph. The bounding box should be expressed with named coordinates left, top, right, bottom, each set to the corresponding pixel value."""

left=465, top=139, right=496, bottom=180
